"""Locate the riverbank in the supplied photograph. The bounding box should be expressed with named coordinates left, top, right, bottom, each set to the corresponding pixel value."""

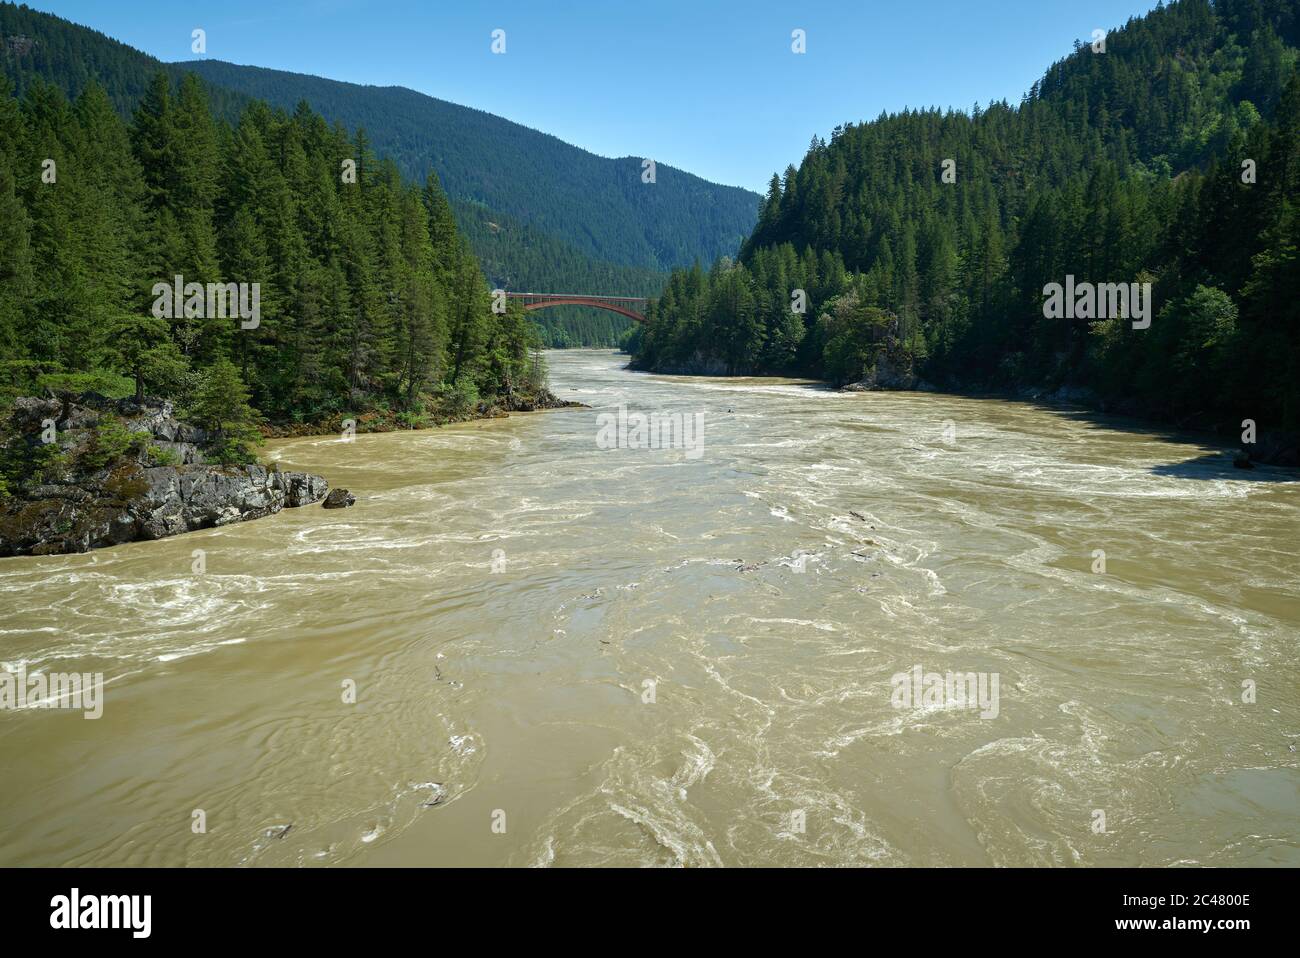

left=0, top=395, right=330, bottom=557
left=1008, top=382, right=1300, bottom=468
left=622, top=353, right=1299, bottom=468
left=260, top=387, right=585, bottom=440
left=0, top=388, right=587, bottom=557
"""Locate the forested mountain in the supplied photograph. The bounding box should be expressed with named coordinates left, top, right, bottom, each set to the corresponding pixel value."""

left=0, top=62, right=546, bottom=479
left=176, top=60, right=759, bottom=274
left=631, top=0, right=1300, bottom=441
left=452, top=197, right=656, bottom=346
left=0, top=1, right=761, bottom=347
left=0, top=1, right=250, bottom=116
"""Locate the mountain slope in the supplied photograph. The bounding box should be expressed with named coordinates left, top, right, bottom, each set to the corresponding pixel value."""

left=177, top=59, right=760, bottom=274
left=0, top=59, right=548, bottom=437
left=0, top=1, right=760, bottom=303
left=632, top=0, right=1300, bottom=446
left=0, top=2, right=250, bottom=118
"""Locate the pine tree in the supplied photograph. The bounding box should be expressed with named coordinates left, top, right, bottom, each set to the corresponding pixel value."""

left=188, top=358, right=264, bottom=464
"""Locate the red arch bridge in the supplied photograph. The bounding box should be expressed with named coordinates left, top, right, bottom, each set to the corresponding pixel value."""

left=503, top=292, right=648, bottom=322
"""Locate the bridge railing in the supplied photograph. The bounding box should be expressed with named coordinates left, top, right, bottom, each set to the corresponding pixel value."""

left=503, top=292, right=648, bottom=304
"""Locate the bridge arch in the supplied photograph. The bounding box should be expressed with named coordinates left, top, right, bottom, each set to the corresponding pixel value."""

left=503, top=292, right=648, bottom=323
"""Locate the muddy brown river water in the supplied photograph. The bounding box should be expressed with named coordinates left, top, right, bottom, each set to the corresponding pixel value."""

left=1, top=349, right=1297, bottom=866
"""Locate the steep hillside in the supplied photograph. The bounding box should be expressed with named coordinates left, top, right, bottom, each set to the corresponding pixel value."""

left=0, top=0, right=760, bottom=320
left=0, top=64, right=548, bottom=437
left=177, top=60, right=759, bottom=274
left=0, top=1, right=248, bottom=116
left=2, top=0, right=759, bottom=343
left=632, top=0, right=1300, bottom=449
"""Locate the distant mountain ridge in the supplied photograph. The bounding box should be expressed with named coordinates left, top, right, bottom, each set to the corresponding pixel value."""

left=0, top=1, right=760, bottom=337
left=176, top=59, right=760, bottom=275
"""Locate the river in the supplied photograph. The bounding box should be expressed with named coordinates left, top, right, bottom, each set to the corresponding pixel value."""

left=1, top=349, right=1297, bottom=866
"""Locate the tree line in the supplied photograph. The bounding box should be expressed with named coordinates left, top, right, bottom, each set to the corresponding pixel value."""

left=631, top=0, right=1300, bottom=437
left=0, top=0, right=755, bottom=343
left=0, top=70, right=545, bottom=441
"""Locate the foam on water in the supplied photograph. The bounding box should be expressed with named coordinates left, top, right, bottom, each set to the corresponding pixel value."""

left=0, top=349, right=1296, bottom=867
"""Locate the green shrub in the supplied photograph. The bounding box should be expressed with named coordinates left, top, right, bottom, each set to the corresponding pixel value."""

left=438, top=380, right=480, bottom=418
left=186, top=360, right=264, bottom=465
left=145, top=445, right=182, bottom=467
left=79, top=415, right=147, bottom=471
left=395, top=410, right=427, bottom=430
left=34, top=443, right=72, bottom=483
left=35, top=370, right=134, bottom=401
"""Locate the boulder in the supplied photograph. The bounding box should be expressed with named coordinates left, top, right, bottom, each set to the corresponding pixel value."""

left=322, top=488, right=356, bottom=509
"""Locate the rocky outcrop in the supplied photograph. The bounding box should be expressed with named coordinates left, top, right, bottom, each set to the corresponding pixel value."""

left=11, top=394, right=211, bottom=465
left=842, top=354, right=935, bottom=392
left=1, top=395, right=329, bottom=557
left=4, top=35, right=37, bottom=57
left=0, top=464, right=327, bottom=556
left=498, top=388, right=586, bottom=413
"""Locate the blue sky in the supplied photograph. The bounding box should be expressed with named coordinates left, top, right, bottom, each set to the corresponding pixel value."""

left=33, top=0, right=1162, bottom=192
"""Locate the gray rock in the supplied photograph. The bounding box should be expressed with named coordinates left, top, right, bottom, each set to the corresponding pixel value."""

left=0, top=464, right=329, bottom=557
left=0, top=394, right=334, bottom=556
left=322, top=488, right=356, bottom=509
left=843, top=354, right=922, bottom=391
left=151, top=440, right=204, bottom=465
left=10, top=396, right=63, bottom=430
